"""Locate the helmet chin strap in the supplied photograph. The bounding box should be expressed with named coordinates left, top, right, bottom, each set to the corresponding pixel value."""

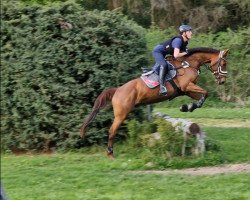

left=182, top=32, right=190, bottom=41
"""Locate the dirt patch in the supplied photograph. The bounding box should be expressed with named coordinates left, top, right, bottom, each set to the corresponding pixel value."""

left=133, top=163, right=250, bottom=176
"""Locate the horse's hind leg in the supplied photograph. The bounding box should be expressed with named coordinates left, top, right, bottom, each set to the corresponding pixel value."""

left=107, top=100, right=133, bottom=158
left=107, top=116, right=126, bottom=158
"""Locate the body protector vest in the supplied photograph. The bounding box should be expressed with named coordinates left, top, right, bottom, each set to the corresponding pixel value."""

left=160, top=36, right=188, bottom=55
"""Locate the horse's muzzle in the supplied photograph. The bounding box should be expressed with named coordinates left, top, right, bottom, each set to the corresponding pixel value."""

left=218, top=76, right=226, bottom=85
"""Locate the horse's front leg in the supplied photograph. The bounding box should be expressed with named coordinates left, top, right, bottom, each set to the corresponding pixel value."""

left=180, top=83, right=208, bottom=112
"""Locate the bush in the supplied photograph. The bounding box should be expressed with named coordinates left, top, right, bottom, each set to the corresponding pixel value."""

left=125, top=118, right=222, bottom=168
left=125, top=119, right=181, bottom=166
left=1, top=1, right=148, bottom=151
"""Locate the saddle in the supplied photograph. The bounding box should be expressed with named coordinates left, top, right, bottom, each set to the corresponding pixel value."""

left=141, top=63, right=177, bottom=89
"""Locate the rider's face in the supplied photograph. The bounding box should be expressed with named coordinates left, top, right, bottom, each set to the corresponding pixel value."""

left=185, top=30, right=192, bottom=39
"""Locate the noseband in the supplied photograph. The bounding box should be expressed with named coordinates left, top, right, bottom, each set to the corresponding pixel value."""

left=210, top=50, right=228, bottom=80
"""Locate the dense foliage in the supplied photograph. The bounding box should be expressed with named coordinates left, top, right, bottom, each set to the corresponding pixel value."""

left=1, top=1, right=148, bottom=151
left=21, top=0, right=250, bottom=31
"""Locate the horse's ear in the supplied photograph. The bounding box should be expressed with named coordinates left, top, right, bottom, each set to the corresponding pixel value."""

left=223, top=49, right=229, bottom=57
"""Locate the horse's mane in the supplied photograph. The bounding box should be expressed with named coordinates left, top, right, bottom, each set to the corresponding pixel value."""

left=187, top=47, right=220, bottom=55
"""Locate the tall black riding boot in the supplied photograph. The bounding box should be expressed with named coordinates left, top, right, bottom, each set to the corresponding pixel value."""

left=159, top=65, right=168, bottom=96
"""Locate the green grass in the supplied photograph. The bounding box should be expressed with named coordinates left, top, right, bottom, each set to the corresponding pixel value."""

left=2, top=107, right=250, bottom=199
left=153, top=107, right=250, bottom=119
left=2, top=153, right=250, bottom=200
left=206, top=127, right=250, bottom=162
left=2, top=126, right=250, bottom=200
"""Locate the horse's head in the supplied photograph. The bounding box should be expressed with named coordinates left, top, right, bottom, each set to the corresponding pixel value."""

left=209, top=49, right=229, bottom=85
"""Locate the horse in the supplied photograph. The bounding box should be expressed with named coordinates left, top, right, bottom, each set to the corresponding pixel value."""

left=80, top=47, right=229, bottom=158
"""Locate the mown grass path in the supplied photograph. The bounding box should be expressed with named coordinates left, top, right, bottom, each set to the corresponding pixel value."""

left=154, top=107, right=250, bottom=119
left=154, top=107, right=250, bottom=127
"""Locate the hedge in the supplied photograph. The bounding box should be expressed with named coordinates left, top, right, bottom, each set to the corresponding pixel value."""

left=1, top=1, right=148, bottom=151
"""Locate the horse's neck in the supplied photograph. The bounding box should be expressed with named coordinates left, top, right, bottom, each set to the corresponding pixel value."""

left=169, top=52, right=214, bottom=69
left=188, top=53, right=213, bottom=69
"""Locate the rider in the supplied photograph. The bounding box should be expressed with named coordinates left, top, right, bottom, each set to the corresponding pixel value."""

left=152, top=24, right=193, bottom=95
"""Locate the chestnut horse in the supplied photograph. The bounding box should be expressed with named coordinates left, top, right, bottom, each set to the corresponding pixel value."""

left=80, top=47, right=229, bottom=158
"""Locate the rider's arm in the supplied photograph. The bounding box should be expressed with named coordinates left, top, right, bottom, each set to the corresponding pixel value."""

left=172, top=38, right=188, bottom=58
left=173, top=48, right=188, bottom=58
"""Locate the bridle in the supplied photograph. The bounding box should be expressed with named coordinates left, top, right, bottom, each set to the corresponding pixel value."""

left=209, top=50, right=228, bottom=80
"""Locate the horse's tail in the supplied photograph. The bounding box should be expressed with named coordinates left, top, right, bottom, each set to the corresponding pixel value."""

left=80, top=87, right=117, bottom=138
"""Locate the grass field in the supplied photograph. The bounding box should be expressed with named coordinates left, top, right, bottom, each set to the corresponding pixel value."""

left=1, top=153, right=250, bottom=200
left=1, top=107, right=250, bottom=200
left=154, top=107, right=250, bottom=120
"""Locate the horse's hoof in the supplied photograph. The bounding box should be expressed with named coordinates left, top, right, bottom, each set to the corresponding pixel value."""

left=180, top=104, right=188, bottom=112
left=188, top=103, right=197, bottom=112
left=107, top=153, right=115, bottom=160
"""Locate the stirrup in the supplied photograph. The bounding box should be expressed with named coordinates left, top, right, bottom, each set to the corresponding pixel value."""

left=159, top=86, right=167, bottom=96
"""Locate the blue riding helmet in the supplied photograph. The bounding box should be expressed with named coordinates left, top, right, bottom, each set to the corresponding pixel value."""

left=179, top=25, right=192, bottom=33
